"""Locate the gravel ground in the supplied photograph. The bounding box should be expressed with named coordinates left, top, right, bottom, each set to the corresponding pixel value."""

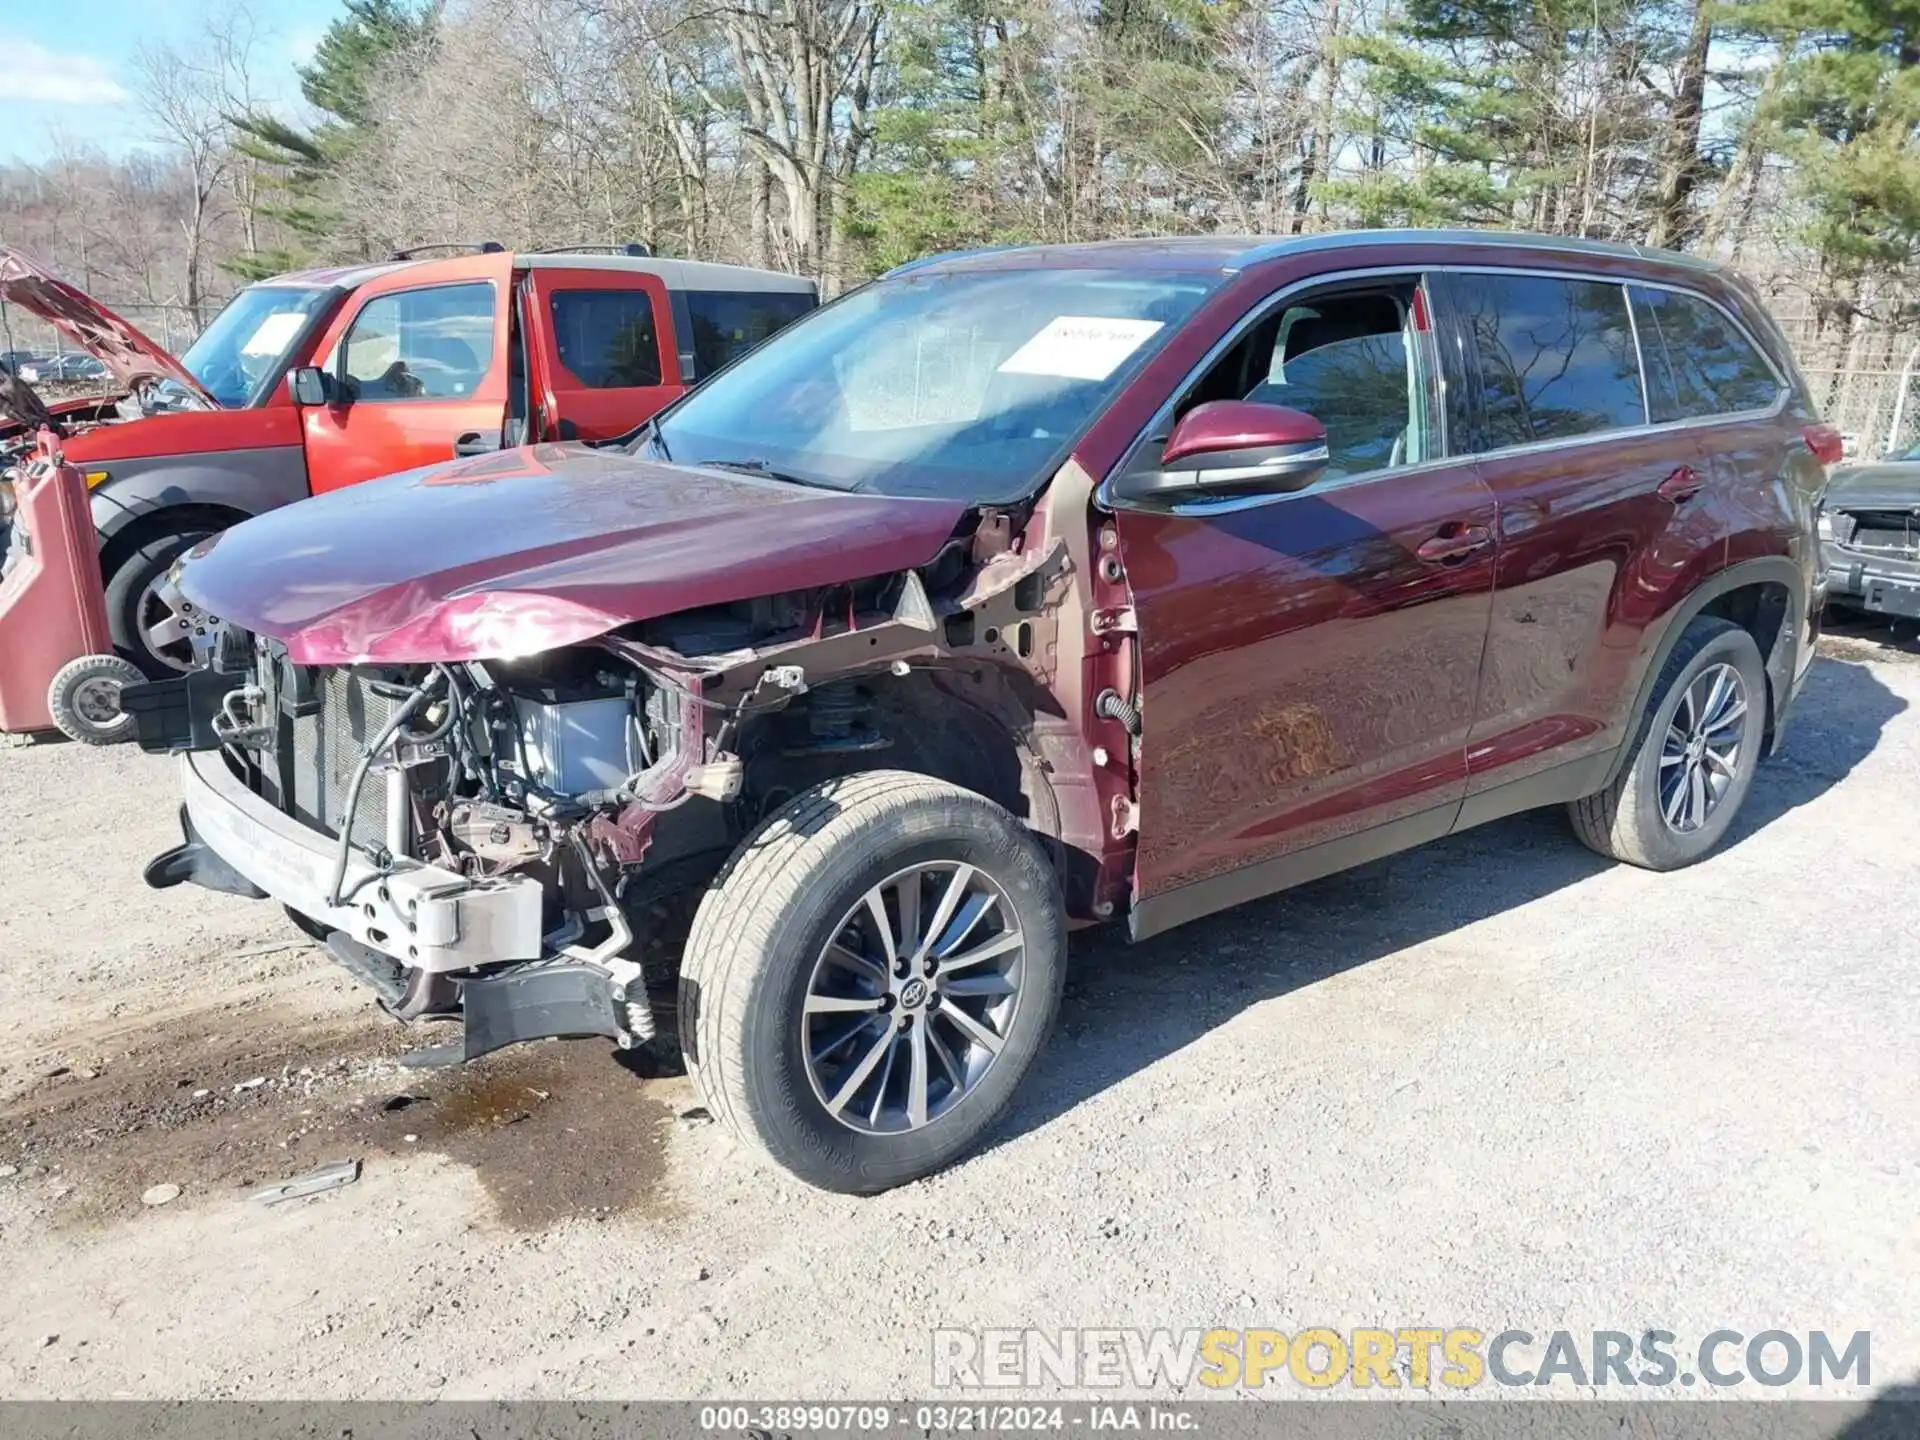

left=0, top=623, right=1916, bottom=1402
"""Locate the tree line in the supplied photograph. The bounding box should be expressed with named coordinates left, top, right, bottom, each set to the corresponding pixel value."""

left=1, top=0, right=1915, bottom=340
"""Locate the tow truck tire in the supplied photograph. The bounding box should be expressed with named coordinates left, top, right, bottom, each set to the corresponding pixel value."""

left=46, top=654, right=144, bottom=745
left=105, top=525, right=212, bottom=678
left=679, top=771, right=1066, bottom=1194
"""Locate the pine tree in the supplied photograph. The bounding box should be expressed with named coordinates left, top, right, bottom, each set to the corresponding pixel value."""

left=1723, top=0, right=1920, bottom=320
left=224, top=0, right=438, bottom=278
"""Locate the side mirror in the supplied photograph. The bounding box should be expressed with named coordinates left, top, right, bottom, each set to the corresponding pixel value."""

left=289, top=366, right=330, bottom=407
left=1107, top=399, right=1329, bottom=509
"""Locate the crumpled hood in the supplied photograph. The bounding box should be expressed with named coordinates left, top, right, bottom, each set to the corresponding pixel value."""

left=179, top=443, right=968, bottom=664
left=1827, top=461, right=1920, bottom=512
left=0, top=245, right=215, bottom=406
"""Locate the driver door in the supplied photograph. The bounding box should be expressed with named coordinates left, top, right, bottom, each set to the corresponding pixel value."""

left=1111, top=271, right=1499, bottom=933
left=301, top=255, right=514, bottom=494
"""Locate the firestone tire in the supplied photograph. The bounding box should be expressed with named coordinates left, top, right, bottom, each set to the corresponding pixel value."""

left=1568, top=617, right=1768, bottom=870
left=46, top=653, right=145, bottom=745
left=678, top=770, right=1066, bottom=1194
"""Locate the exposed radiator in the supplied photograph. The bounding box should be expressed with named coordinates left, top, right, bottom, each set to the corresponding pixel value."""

left=287, top=669, right=401, bottom=850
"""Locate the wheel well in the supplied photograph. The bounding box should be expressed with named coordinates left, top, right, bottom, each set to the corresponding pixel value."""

left=1696, top=580, right=1790, bottom=669
left=98, top=504, right=249, bottom=583
left=1695, top=579, right=1792, bottom=738
left=735, top=665, right=1062, bottom=850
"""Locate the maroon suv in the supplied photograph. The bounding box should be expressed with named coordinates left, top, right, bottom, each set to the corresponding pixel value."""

left=133, top=230, right=1832, bottom=1193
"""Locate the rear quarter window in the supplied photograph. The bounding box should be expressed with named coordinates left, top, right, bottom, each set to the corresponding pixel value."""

left=683, top=290, right=816, bottom=381
left=1628, top=285, right=1783, bottom=421
left=1448, top=272, right=1646, bottom=449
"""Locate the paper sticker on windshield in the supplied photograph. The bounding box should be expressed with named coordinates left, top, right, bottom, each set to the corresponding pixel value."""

left=241, top=311, right=307, bottom=357
left=997, top=316, right=1163, bottom=382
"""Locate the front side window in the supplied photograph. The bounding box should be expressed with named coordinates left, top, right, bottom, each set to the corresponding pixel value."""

left=337, top=282, right=495, bottom=401
left=549, top=288, right=662, bottom=388
left=1449, top=273, right=1645, bottom=448
left=1245, top=290, right=1430, bottom=483
left=652, top=268, right=1217, bottom=503
left=1629, top=286, right=1782, bottom=421
left=684, top=289, right=816, bottom=380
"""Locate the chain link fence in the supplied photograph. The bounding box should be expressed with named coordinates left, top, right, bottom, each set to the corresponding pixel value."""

left=0, top=303, right=207, bottom=369
left=1764, top=304, right=1919, bottom=463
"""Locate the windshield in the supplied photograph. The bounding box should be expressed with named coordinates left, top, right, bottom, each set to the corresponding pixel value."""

left=180, top=285, right=333, bottom=407
left=651, top=268, right=1218, bottom=503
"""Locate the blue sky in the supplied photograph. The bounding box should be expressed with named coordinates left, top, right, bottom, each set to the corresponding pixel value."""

left=0, top=0, right=348, bottom=163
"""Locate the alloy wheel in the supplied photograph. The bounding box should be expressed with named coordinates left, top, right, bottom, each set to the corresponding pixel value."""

left=138, top=572, right=196, bottom=673
left=801, top=861, right=1025, bottom=1135
left=1658, top=661, right=1748, bottom=834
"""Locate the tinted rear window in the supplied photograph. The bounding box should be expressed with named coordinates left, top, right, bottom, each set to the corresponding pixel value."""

left=684, top=290, right=815, bottom=380
left=1628, top=286, right=1782, bottom=421
left=549, top=289, right=662, bottom=388
left=1449, top=273, right=1646, bottom=448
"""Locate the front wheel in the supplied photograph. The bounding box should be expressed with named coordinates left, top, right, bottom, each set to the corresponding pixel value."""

left=678, top=771, right=1066, bottom=1193
left=105, top=525, right=213, bottom=677
left=1569, top=616, right=1767, bottom=869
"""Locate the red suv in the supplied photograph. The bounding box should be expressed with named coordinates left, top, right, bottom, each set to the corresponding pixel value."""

left=135, top=230, right=1830, bottom=1192
left=0, top=244, right=816, bottom=673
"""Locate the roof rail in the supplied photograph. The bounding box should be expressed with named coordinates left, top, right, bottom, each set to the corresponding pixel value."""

left=388, top=241, right=508, bottom=261
left=532, top=241, right=653, bottom=257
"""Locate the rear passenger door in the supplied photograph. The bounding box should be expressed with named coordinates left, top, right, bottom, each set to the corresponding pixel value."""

left=525, top=268, right=681, bottom=442
left=1433, top=269, right=1724, bottom=801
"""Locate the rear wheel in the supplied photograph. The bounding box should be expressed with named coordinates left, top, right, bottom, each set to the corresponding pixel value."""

left=679, top=771, right=1066, bottom=1193
left=105, top=525, right=213, bottom=677
left=1569, top=617, right=1767, bottom=869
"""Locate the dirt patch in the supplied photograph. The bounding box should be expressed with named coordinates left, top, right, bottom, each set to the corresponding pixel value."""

left=1822, top=614, right=1920, bottom=664
left=0, top=998, right=685, bottom=1232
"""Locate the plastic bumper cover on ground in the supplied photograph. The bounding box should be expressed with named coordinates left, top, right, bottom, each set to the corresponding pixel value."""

left=168, top=749, right=545, bottom=973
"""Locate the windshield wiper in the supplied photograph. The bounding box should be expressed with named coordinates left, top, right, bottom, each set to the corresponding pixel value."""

left=698, top=457, right=849, bottom=491
left=629, top=417, right=670, bottom=460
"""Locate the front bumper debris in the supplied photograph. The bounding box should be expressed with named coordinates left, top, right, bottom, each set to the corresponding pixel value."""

left=151, top=749, right=544, bottom=973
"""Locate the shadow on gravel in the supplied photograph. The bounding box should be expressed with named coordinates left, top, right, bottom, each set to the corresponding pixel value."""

left=992, top=649, right=1904, bottom=1152
left=1833, top=1382, right=1920, bottom=1439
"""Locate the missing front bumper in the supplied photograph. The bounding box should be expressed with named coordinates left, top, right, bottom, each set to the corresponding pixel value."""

left=153, top=749, right=545, bottom=972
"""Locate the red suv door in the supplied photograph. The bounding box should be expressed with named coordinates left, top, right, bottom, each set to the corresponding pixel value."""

left=301, top=253, right=514, bottom=494
left=1110, top=270, right=1498, bottom=932
left=523, top=264, right=682, bottom=441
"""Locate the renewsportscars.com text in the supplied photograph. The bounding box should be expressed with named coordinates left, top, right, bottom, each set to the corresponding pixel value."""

left=932, top=1327, right=1871, bottom=1391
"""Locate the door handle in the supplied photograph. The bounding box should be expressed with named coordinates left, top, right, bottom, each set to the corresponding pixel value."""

left=1416, top=523, right=1493, bottom=565
left=453, top=431, right=499, bottom=458
left=1658, top=464, right=1706, bottom=503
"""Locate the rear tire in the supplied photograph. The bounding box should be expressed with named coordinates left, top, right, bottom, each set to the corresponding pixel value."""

left=105, top=525, right=212, bottom=678
left=46, top=654, right=144, bottom=745
left=1569, top=617, right=1767, bottom=869
left=679, top=771, right=1065, bottom=1194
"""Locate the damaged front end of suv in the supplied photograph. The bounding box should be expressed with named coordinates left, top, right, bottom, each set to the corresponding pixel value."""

left=130, top=417, right=1140, bottom=1184
left=127, top=257, right=1229, bottom=1191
